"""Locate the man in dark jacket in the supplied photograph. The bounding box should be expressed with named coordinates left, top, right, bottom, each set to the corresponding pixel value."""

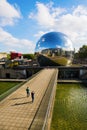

left=31, top=91, right=35, bottom=102
left=26, top=87, right=30, bottom=97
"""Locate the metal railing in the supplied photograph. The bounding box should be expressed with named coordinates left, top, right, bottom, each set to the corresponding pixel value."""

left=42, top=69, right=58, bottom=130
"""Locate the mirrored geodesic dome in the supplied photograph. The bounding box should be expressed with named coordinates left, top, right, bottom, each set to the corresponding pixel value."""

left=35, top=32, right=74, bottom=66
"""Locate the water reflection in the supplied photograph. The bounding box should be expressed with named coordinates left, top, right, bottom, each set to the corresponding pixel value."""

left=53, top=83, right=87, bottom=130
left=67, top=87, right=87, bottom=120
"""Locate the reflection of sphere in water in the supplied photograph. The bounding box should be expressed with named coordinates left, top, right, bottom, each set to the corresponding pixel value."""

left=35, top=32, right=74, bottom=66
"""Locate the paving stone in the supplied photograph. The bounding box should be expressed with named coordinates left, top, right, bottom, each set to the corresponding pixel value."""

left=0, top=69, right=56, bottom=130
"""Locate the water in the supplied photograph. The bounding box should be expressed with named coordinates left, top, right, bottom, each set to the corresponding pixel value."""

left=51, top=83, right=87, bottom=130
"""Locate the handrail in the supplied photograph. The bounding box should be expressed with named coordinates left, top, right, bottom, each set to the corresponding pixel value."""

left=42, top=69, right=58, bottom=130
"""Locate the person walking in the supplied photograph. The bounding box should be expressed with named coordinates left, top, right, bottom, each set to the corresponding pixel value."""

left=26, top=87, right=30, bottom=97
left=31, top=91, right=35, bottom=102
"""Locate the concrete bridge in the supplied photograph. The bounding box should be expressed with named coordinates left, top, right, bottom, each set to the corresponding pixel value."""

left=0, top=68, right=58, bottom=130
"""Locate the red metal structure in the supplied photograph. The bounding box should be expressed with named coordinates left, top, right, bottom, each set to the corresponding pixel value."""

left=10, top=52, right=22, bottom=59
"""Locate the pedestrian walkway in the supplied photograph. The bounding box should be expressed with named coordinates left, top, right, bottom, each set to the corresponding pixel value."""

left=0, top=68, right=57, bottom=130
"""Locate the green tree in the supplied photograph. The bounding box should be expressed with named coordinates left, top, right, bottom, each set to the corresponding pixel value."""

left=7, top=54, right=11, bottom=60
left=78, top=45, right=87, bottom=58
left=23, top=54, right=35, bottom=59
left=74, top=45, right=87, bottom=59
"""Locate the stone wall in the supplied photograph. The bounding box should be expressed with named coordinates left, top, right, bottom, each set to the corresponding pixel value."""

left=0, top=68, right=26, bottom=79
left=79, top=69, right=87, bottom=79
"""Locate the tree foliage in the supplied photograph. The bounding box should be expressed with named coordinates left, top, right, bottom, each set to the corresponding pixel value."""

left=74, top=45, right=87, bottom=59
left=78, top=45, right=87, bottom=58
left=23, top=54, right=35, bottom=59
left=7, top=54, right=11, bottom=60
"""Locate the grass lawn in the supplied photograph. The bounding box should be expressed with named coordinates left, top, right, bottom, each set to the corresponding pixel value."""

left=51, top=83, right=87, bottom=130
left=0, top=81, right=21, bottom=95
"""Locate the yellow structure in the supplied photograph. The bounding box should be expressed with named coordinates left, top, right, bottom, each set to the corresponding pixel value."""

left=0, top=52, right=7, bottom=59
left=8, top=61, right=19, bottom=68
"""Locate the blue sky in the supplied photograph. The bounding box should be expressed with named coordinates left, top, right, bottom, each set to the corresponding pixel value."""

left=0, top=0, right=87, bottom=53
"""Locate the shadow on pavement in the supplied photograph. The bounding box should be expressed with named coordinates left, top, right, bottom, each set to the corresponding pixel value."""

left=10, top=96, right=26, bottom=100
left=12, top=101, right=32, bottom=106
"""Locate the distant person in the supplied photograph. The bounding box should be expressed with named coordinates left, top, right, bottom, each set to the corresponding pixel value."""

left=26, top=87, right=30, bottom=97
left=31, top=91, right=35, bottom=102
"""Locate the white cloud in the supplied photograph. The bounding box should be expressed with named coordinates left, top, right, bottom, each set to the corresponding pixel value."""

left=34, top=31, right=49, bottom=38
left=30, top=2, right=87, bottom=51
left=0, top=0, right=21, bottom=26
left=54, top=6, right=87, bottom=51
left=0, top=28, right=35, bottom=53
left=73, top=5, right=87, bottom=16
left=29, top=2, right=55, bottom=27
left=0, top=1, right=87, bottom=53
left=0, top=0, right=35, bottom=53
left=29, top=2, right=66, bottom=28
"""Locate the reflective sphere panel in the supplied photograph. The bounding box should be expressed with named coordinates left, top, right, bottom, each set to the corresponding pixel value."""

left=35, top=32, right=74, bottom=66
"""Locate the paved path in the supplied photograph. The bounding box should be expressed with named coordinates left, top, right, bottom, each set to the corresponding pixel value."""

left=0, top=69, right=56, bottom=130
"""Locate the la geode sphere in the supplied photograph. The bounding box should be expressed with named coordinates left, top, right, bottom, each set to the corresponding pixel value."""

left=35, top=32, right=74, bottom=66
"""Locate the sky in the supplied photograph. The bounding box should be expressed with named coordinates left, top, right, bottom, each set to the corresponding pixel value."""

left=0, top=0, right=87, bottom=53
